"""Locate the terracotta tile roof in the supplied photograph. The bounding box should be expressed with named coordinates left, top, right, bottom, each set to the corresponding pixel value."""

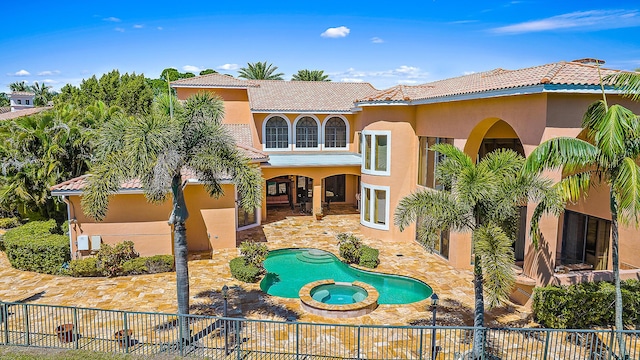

left=248, top=80, right=376, bottom=112
left=10, top=91, right=35, bottom=96
left=357, top=61, right=625, bottom=103
left=0, top=107, right=51, bottom=121
left=170, top=73, right=258, bottom=88
left=0, top=107, right=10, bottom=114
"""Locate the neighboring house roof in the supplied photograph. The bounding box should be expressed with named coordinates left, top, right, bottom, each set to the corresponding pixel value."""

left=10, top=91, right=35, bottom=96
left=357, top=60, right=625, bottom=104
left=0, top=107, right=10, bottom=114
left=170, top=73, right=258, bottom=88
left=247, top=81, right=376, bottom=113
left=170, top=74, right=377, bottom=113
left=0, top=107, right=51, bottom=121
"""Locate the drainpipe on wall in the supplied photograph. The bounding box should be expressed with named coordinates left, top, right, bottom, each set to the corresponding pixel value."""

left=60, top=195, right=75, bottom=260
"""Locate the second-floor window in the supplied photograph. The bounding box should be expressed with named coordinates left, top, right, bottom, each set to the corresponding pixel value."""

left=265, top=116, right=289, bottom=149
left=362, top=130, right=391, bottom=175
left=417, top=137, right=453, bottom=188
left=324, top=117, right=347, bottom=148
left=295, top=116, right=318, bottom=148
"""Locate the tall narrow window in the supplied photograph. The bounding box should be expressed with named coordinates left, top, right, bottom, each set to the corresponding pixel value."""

left=361, top=130, right=391, bottom=176
left=265, top=116, right=289, bottom=149
left=361, top=183, right=389, bottom=230
left=237, top=191, right=258, bottom=229
left=295, top=117, right=318, bottom=148
left=417, top=137, right=453, bottom=188
left=561, top=210, right=610, bottom=270
left=324, top=117, right=347, bottom=148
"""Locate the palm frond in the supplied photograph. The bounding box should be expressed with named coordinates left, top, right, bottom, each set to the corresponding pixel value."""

left=613, top=157, right=640, bottom=225
left=473, top=222, right=516, bottom=309
left=523, top=137, right=598, bottom=175
left=394, top=189, right=472, bottom=232
left=604, top=71, right=640, bottom=102
left=587, top=103, right=637, bottom=162
left=556, top=171, right=594, bottom=203
left=478, top=148, right=524, bottom=179
left=81, top=153, right=129, bottom=220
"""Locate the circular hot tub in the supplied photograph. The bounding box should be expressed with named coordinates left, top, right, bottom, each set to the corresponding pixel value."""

left=299, top=280, right=379, bottom=318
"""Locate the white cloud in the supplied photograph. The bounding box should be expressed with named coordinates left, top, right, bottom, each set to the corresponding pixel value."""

left=217, top=63, right=239, bottom=70
left=115, top=27, right=125, bottom=32
left=371, top=37, right=384, bottom=43
left=492, top=9, right=640, bottom=34
left=182, top=65, right=202, bottom=72
left=463, top=71, right=476, bottom=75
left=321, top=26, right=350, bottom=38
left=133, top=24, right=144, bottom=29
left=41, top=79, right=58, bottom=84
left=37, top=70, right=60, bottom=76
left=157, top=26, right=163, bottom=30
left=103, top=17, right=121, bottom=22
left=331, top=66, right=430, bottom=88
left=12, top=69, right=31, bottom=76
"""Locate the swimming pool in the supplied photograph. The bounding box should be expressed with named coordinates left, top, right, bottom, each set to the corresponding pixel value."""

left=259, top=248, right=433, bottom=304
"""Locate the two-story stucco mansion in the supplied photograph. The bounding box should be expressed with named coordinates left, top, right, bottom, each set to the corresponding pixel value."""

left=52, top=59, right=640, bottom=303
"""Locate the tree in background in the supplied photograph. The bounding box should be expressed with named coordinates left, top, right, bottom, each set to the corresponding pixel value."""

left=199, top=69, right=217, bottom=75
left=31, top=82, right=52, bottom=106
left=0, top=93, right=9, bottom=107
left=81, top=92, right=262, bottom=338
left=238, top=61, right=284, bottom=80
left=291, top=69, right=330, bottom=81
left=9, top=81, right=31, bottom=92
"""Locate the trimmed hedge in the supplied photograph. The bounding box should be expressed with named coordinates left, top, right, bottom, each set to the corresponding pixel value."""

left=533, top=280, right=640, bottom=328
left=69, top=257, right=101, bottom=277
left=3, top=220, right=70, bottom=274
left=121, top=255, right=175, bottom=275
left=359, top=245, right=380, bottom=268
left=96, top=241, right=139, bottom=277
left=230, top=256, right=262, bottom=283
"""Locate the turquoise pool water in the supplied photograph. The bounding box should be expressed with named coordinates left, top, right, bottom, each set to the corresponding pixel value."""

left=259, top=248, right=433, bottom=304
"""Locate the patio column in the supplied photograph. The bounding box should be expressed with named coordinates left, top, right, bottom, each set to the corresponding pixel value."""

left=312, top=181, right=322, bottom=216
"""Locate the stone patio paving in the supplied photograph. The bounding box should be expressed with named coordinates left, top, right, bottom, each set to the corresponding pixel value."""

left=0, top=206, right=531, bottom=326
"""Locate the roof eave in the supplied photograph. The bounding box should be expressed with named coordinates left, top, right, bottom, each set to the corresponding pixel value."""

left=251, top=109, right=353, bottom=114
left=171, top=84, right=252, bottom=89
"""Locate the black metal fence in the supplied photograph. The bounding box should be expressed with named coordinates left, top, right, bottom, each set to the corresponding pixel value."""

left=1, top=301, right=639, bottom=359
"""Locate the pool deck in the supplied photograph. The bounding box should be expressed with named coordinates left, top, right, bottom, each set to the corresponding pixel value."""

left=0, top=206, right=531, bottom=326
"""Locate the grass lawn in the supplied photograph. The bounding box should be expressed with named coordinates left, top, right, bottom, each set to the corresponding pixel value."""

left=0, top=346, right=181, bottom=359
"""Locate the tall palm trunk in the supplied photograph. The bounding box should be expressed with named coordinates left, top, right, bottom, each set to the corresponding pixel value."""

left=610, top=190, right=626, bottom=358
left=170, top=175, right=190, bottom=341
left=473, top=254, right=485, bottom=359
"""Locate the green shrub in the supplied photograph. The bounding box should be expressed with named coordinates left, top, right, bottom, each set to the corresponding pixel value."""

left=533, top=280, right=640, bottom=328
left=229, top=256, right=262, bottom=283
left=96, top=241, right=139, bottom=277
left=337, top=233, right=362, bottom=263
left=3, top=220, right=70, bottom=274
left=122, top=255, right=174, bottom=275
left=239, top=242, right=269, bottom=269
left=0, top=217, right=21, bottom=229
left=359, top=245, right=380, bottom=268
left=69, top=257, right=101, bottom=277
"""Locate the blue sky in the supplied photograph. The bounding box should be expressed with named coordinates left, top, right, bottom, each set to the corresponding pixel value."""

left=2, top=0, right=640, bottom=92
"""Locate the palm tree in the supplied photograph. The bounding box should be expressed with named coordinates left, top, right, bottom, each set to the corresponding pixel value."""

left=524, top=74, right=640, bottom=358
left=291, top=69, right=331, bottom=81
left=80, top=92, right=262, bottom=339
left=238, top=61, right=284, bottom=80
left=395, top=145, right=559, bottom=358
left=9, top=81, right=31, bottom=92
left=31, top=82, right=52, bottom=106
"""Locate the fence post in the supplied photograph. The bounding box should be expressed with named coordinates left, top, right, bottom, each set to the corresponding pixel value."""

left=418, top=327, right=424, bottom=360
left=235, top=320, right=241, bottom=360
left=123, top=311, right=129, bottom=354
left=2, top=302, right=8, bottom=345
left=73, top=307, right=79, bottom=350
left=178, top=316, right=184, bottom=356
left=607, top=329, right=615, bottom=360
left=542, top=330, right=550, bottom=360
left=296, top=322, right=300, bottom=360
left=357, top=326, right=361, bottom=360
left=22, top=304, right=29, bottom=346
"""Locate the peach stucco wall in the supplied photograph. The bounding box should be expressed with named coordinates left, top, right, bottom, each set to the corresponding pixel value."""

left=68, top=183, right=238, bottom=258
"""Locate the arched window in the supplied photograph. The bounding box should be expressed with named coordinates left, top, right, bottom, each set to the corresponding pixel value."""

left=324, top=117, right=347, bottom=148
left=265, top=116, right=289, bottom=149
left=296, top=116, right=318, bottom=148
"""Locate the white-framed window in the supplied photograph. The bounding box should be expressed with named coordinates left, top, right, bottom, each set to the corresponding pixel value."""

left=263, top=115, right=291, bottom=150
left=323, top=115, right=349, bottom=149
left=361, top=183, right=390, bottom=230
left=361, top=130, right=391, bottom=176
left=294, top=115, right=320, bottom=150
